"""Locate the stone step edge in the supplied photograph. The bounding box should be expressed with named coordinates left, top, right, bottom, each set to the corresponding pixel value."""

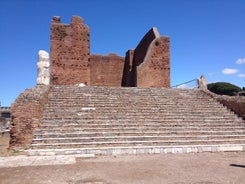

left=32, top=134, right=245, bottom=141
left=27, top=144, right=245, bottom=156
left=37, top=124, right=245, bottom=128
left=35, top=127, right=245, bottom=132
left=34, top=130, right=245, bottom=135
left=33, top=131, right=245, bottom=136
left=30, top=138, right=245, bottom=147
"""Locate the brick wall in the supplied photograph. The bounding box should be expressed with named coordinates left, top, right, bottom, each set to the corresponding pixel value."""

left=122, top=50, right=134, bottom=86
left=50, top=16, right=90, bottom=85
left=50, top=16, right=170, bottom=88
left=137, top=36, right=170, bottom=87
left=90, top=54, right=124, bottom=86
left=122, top=27, right=170, bottom=87
left=10, top=85, right=49, bottom=149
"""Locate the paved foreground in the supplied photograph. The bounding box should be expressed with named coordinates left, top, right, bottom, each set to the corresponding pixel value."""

left=0, top=152, right=245, bottom=184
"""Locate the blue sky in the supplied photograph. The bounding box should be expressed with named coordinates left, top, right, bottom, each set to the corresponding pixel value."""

left=0, top=0, right=245, bottom=106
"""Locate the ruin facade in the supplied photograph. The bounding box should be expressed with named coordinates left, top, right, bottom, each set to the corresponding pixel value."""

left=50, top=16, right=170, bottom=87
left=9, top=15, right=171, bottom=149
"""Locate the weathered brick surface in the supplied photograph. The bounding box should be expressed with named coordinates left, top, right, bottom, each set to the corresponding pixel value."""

left=122, top=28, right=170, bottom=87
left=122, top=50, right=134, bottom=86
left=137, top=36, right=170, bottom=87
left=10, top=85, right=49, bottom=149
left=50, top=16, right=90, bottom=85
left=50, top=16, right=170, bottom=87
left=90, top=54, right=124, bottom=86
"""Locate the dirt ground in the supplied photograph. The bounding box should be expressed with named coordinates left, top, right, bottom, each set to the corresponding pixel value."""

left=0, top=152, right=245, bottom=184
left=1, top=134, right=245, bottom=184
left=0, top=133, right=26, bottom=156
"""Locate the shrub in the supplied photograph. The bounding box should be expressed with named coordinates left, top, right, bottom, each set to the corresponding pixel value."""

left=207, top=82, right=241, bottom=96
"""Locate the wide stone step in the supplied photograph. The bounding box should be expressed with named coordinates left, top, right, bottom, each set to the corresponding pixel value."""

left=36, top=120, right=245, bottom=129
left=32, top=134, right=245, bottom=144
left=40, top=118, right=243, bottom=124
left=43, top=109, right=235, bottom=115
left=43, top=106, right=228, bottom=113
left=48, top=87, right=203, bottom=95
left=46, top=93, right=216, bottom=99
left=38, top=121, right=244, bottom=127
left=31, top=138, right=245, bottom=149
left=33, top=130, right=245, bottom=139
left=28, top=144, right=245, bottom=156
left=43, top=106, right=230, bottom=111
left=43, top=112, right=238, bottom=121
left=40, top=116, right=242, bottom=123
left=48, top=99, right=214, bottom=104
left=35, top=126, right=245, bottom=134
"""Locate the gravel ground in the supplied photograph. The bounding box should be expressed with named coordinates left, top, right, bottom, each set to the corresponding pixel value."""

left=0, top=152, right=245, bottom=184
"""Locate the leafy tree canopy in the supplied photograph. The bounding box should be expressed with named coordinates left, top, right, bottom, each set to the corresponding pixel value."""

left=207, top=82, right=242, bottom=96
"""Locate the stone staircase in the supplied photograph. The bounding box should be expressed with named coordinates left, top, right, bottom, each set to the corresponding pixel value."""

left=28, top=86, right=245, bottom=156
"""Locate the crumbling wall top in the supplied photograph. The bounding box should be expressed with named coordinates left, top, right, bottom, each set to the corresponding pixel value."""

left=133, top=27, right=161, bottom=66
left=71, top=16, right=84, bottom=25
left=52, top=16, right=61, bottom=23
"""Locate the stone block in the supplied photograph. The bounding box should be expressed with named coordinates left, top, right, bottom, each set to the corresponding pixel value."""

left=219, top=146, right=243, bottom=152
left=171, top=148, right=183, bottom=153
left=201, top=146, right=212, bottom=152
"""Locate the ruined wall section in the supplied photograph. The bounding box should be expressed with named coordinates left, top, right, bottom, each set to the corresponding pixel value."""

left=49, top=16, right=170, bottom=87
left=122, top=27, right=170, bottom=87
left=121, top=50, right=134, bottom=86
left=90, top=54, right=124, bottom=86
left=133, top=28, right=160, bottom=66
left=10, top=85, right=49, bottom=149
left=137, top=36, right=170, bottom=87
left=203, top=90, right=245, bottom=119
left=130, top=28, right=160, bottom=87
left=50, top=16, right=90, bottom=85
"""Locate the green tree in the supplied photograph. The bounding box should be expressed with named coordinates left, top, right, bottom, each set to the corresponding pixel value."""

left=207, top=82, right=241, bottom=96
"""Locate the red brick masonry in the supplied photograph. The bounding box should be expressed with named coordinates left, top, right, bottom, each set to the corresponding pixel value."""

left=10, top=15, right=171, bottom=149
left=50, top=16, right=170, bottom=87
left=10, top=86, right=49, bottom=148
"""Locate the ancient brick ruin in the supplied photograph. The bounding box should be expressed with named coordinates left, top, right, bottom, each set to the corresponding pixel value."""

left=9, top=15, right=170, bottom=149
left=10, top=86, right=49, bottom=148
left=10, top=15, right=245, bottom=153
left=50, top=16, right=170, bottom=87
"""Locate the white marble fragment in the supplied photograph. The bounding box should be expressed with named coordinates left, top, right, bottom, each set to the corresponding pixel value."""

left=75, top=83, right=86, bottom=87
left=37, top=50, right=50, bottom=85
left=197, top=75, right=207, bottom=90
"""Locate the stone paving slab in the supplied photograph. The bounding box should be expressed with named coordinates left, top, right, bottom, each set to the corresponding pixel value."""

left=28, top=144, right=245, bottom=156
left=0, top=154, right=94, bottom=168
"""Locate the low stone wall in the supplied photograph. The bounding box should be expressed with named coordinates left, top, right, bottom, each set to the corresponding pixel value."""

left=216, top=96, right=245, bottom=119
left=203, top=90, right=245, bottom=119
left=10, top=85, right=49, bottom=149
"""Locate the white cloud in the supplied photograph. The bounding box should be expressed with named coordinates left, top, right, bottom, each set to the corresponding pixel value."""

left=236, top=58, right=245, bottom=64
left=238, top=73, right=245, bottom=78
left=222, top=68, right=239, bottom=75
